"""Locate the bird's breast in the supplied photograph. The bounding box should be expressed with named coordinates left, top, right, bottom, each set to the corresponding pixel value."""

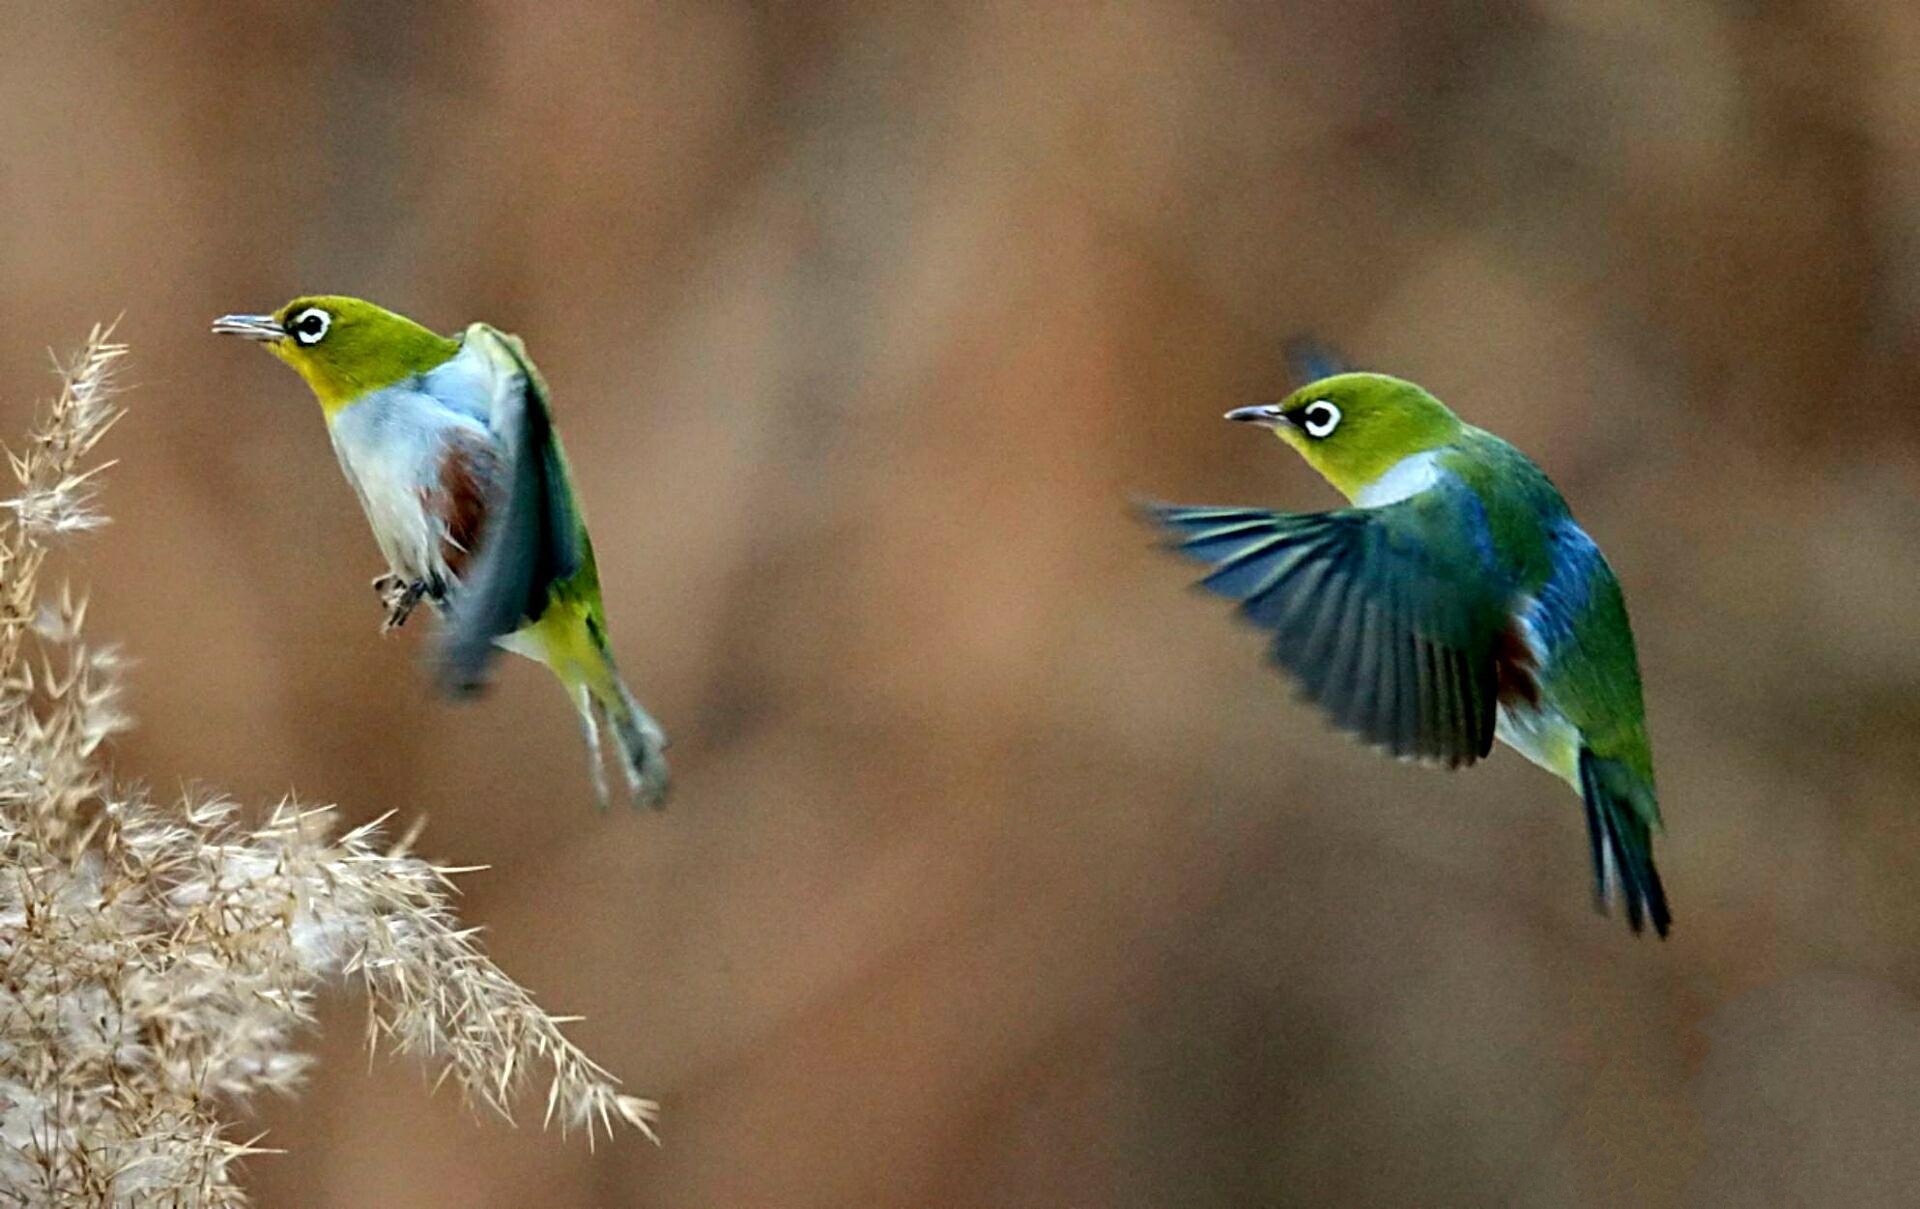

left=327, top=387, right=492, bottom=580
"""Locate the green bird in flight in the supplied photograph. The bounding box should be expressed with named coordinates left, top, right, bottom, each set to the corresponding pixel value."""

left=1144, top=357, right=1669, bottom=935
left=215, top=296, right=669, bottom=809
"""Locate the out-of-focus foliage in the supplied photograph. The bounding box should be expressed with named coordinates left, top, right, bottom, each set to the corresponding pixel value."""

left=2, top=2, right=1917, bottom=1205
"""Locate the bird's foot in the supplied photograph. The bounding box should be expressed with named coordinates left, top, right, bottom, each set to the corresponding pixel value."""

left=379, top=578, right=432, bottom=633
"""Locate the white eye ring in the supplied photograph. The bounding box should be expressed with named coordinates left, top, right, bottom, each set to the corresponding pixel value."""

left=1302, top=399, right=1341, bottom=438
left=290, top=307, right=331, bottom=346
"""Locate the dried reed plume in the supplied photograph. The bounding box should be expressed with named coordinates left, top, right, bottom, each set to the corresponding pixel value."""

left=0, top=328, right=656, bottom=1207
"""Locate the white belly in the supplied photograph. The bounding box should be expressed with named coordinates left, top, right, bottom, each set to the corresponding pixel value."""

left=327, top=384, right=489, bottom=584
left=1496, top=701, right=1582, bottom=788
left=1493, top=593, right=1584, bottom=788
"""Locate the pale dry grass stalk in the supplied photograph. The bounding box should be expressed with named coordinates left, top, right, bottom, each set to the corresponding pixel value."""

left=0, top=328, right=656, bottom=1208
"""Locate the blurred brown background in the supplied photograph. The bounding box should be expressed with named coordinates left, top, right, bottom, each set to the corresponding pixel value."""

left=6, top=1, right=1920, bottom=1205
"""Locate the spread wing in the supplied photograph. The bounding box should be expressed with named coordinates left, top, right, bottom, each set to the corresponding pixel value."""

left=1143, top=485, right=1517, bottom=766
left=437, top=324, right=590, bottom=695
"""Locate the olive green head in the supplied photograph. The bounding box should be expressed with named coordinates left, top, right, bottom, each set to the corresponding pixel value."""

left=212, top=295, right=460, bottom=415
left=1226, top=372, right=1463, bottom=500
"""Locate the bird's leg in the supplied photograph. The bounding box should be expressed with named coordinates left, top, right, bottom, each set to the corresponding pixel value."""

left=379, top=578, right=431, bottom=633
left=373, top=573, right=408, bottom=623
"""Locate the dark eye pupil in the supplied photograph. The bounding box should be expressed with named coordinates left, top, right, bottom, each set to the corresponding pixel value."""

left=299, top=316, right=321, bottom=333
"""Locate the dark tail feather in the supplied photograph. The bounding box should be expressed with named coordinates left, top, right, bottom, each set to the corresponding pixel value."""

left=1578, top=750, right=1671, bottom=938
left=594, top=672, right=670, bottom=811
left=565, top=645, right=670, bottom=811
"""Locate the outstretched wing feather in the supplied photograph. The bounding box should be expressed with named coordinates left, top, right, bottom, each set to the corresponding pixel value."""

left=1142, top=491, right=1508, bottom=764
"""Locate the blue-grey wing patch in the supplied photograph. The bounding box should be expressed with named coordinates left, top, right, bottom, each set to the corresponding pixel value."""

left=437, top=326, right=584, bottom=696
left=1141, top=492, right=1515, bottom=766
left=1283, top=336, right=1352, bottom=385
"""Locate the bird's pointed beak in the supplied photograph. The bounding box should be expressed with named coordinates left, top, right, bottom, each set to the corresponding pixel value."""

left=210, top=313, right=286, bottom=342
left=1225, top=404, right=1286, bottom=428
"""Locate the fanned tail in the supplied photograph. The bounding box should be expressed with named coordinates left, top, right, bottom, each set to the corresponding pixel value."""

left=512, top=600, right=670, bottom=810
left=573, top=664, right=670, bottom=811
left=1578, top=749, right=1669, bottom=937
left=604, top=671, right=671, bottom=809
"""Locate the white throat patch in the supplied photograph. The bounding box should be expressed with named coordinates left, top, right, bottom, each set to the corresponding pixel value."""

left=1354, top=449, right=1443, bottom=508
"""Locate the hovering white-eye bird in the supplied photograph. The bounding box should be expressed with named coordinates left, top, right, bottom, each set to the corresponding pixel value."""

left=214, top=295, right=669, bottom=808
left=1143, top=347, right=1669, bottom=935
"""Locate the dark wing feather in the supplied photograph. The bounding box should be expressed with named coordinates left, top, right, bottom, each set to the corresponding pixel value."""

left=1142, top=489, right=1508, bottom=766
left=1284, top=336, right=1352, bottom=385
left=438, top=326, right=587, bottom=695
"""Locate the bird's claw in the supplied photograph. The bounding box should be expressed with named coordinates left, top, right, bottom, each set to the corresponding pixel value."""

left=378, top=577, right=431, bottom=633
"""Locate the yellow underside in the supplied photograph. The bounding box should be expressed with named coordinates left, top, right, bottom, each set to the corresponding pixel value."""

left=1495, top=702, right=1583, bottom=789
left=496, top=597, right=605, bottom=693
